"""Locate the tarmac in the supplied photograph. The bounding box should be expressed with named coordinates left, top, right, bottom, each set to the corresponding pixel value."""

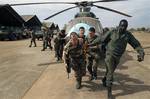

left=0, top=32, right=150, bottom=99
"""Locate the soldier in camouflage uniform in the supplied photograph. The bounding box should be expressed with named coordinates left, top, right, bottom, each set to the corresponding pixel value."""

left=54, top=29, right=66, bottom=61
left=29, top=28, right=36, bottom=47
left=64, top=32, right=84, bottom=89
left=47, top=29, right=53, bottom=50
left=78, top=27, right=86, bottom=42
left=102, top=19, right=145, bottom=99
left=41, top=26, right=49, bottom=51
left=86, top=27, right=101, bottom=80
left=78, top=27, right=87, bottom=76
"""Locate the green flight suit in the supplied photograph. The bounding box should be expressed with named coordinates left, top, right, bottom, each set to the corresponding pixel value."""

left=103, top=29, right=144, bottom=87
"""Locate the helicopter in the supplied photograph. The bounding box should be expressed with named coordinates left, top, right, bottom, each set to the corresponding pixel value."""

left=8, top=0, right=132, bottom=36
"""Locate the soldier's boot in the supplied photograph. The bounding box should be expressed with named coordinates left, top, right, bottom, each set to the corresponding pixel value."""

left=82, top=70, right=86, bottom=76
left=41, top=47, right=46, bottom=51
left=89, top=73, right=94, bottom=81
left=76, top=77, right=82, bottom=89
left=107, top=87, right=113, bottom=99
left=56, top=57, right=60, bottom=62
left=29, top=43, right=32, bottom=47
left=102, top=77, right=106, bottom=87
left=34, top=42, right=37, bottom=47
left=34, top=44, right=37, bottom=47
left=41, top=49, right=45, bottom=51
left=93, top=71, right=97, bottom=80
left=49, top=46, right=53, bottom=50
left=87, top=66, right=93, bottom=81
left=59, top=56, right=62, bottom=61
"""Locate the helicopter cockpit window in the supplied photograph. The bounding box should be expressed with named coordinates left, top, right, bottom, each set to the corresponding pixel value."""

left=67, top=23, right=94, bottom=37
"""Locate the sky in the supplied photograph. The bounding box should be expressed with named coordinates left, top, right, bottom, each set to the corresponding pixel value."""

left=1, top=0, right=150, bottom=29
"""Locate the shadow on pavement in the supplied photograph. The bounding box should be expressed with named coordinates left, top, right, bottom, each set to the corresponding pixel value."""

left=83, top=51, right=150, bottom=98
left=38, top=61, right=63, bottom=66
left=113, top=72, right=150, bottom=98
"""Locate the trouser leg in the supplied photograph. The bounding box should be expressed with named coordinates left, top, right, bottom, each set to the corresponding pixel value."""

left=48, top=39, right=52, bottom=49
left=87, top=57, right=94, bottom=80
left=54, top=44, right=57, bottom=57
left=72, top=64, right=82, bottom=89
left=42, top=40, right=46, bottom=51
left=33, top=39, right=36, bottom=47
left=59, top=45, right=64, bottom=60
left=102, top=62, right=108, bottom=87
left=56, top=49, right=60, bottom=61
left=93, top=58, right=99, bottom=79
left=87, top=57, right=93, bottom=75
left=29, top=39, right=33, bottom=47
left=105, top=56, right=119, bottom=87
left=44, top=40, right=48, bottom=49
left=107, top=86, right=113, bottom=99
left=45, top=40, right=48, bottom=49
left=105, top=56, right=114, bottom=99
left=105, top=55, right=120, bottom=99
left=81, top=60, right=86, bottom=76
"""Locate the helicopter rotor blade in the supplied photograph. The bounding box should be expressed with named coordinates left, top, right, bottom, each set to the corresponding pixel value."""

left=44, top=6, right=78, bottom=20
left=9, top=0, right=128, bottom=6
left=10, top=2, right=76, bottom=6
left=93, top=4, right=132, bottom=17
left=92, top=0, right=127, bottom=3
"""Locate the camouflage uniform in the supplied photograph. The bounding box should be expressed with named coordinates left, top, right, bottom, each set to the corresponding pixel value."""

left=64, top=39, right=85, bottom=88
left=78, top=35, right=87, bottom=76
left=41, top=29, right=49, bottom=51
left=29, top=30, right=36, bottom=47
left=103, top=29, right=144, bottom=87
left=86, top=35, right=101, bottom=79
left=54, top=32, right=66, bottom=61
left=47, top=30, right=53, bottom=50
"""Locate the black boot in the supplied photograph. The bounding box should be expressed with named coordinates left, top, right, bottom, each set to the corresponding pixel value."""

left=93, top=72, right=97, bottom=80
left=49, top=46, right=53, bottom=50
left=56, top=57, right=60, bottom=62
left=87, top=66, right=93, bottom=81
left=107, top=87, right=113, bottom=99
left=102, top=77, right=106, bottom=87
left=41, top=48, right=45, bottom=51
left=89, top=74, right=94, bottom=81
left=76, top=77, right=82, bottom=89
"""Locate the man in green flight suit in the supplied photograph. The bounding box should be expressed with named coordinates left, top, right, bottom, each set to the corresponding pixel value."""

left=102, top=19, right=145, bottom=99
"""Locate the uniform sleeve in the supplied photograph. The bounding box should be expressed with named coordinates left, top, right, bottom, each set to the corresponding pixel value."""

left=89, top=36, right=101, bottom=46
left=53, top=37, right=58, bottom=43
left=127, top=32, right=144, bottom=55
left=102, top=31, right=111, bottom=44
left=96, top=36, right=102, bottom=44
left=63, top=41, right=71, bottom=63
